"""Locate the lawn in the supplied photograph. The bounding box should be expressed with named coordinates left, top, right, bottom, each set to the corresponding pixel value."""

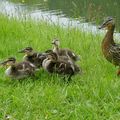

left=0, top=14, right=120, bottom=120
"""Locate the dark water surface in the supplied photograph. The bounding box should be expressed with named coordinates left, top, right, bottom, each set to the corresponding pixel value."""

left=0, top=0, right=120, bottom=33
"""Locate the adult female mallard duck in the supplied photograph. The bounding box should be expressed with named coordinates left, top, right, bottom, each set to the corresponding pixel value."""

left=42, top=51, right=80, bottom=80
left=0, top=57, right=36, bottom=79
left=18, top=47, right=47, bottom=69
left=51, top=39, right=80, bottom=62
left=99, top=17, right=120, bottom=75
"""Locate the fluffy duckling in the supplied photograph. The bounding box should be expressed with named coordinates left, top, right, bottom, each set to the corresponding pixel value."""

left=0, top=57, right=36, bottom=79
left=18, top=47, right=47, bottom=68
left=42, top=52, right=80, bottom=80
left=52, top=39, right=80, bottom=62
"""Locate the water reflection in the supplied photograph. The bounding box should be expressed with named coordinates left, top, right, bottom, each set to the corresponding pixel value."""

left=0, top=0, right=99, bottom=34
left=0, top=0, right=120, bottom=39
left=9, top=0, right=120, bottom=30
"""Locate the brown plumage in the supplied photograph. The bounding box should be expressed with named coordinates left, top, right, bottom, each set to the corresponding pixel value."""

left=99, top=17, right=120, bottom=75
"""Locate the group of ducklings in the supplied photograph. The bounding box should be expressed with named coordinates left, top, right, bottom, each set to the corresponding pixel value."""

left=0, top=39, right=81, bottom=80
left=1, top=17, right=120, bottom=80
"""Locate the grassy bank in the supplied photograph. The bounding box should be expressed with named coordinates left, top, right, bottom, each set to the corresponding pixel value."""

left=0, top=14, right=120, bottom=120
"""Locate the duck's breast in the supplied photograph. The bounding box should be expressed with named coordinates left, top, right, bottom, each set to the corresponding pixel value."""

left=102, top=41, right=113, bottom=63
left=42, top=59, right=52, bottom=71
left=5, top=67, right=12, bottom=77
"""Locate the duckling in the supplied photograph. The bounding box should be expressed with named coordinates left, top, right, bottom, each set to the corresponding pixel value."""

left=18, top=47, right=47, bottom=69
left=0, top=57, right=36, bottom=79
left=99, top=17, right=120, bottom=75
left=51, top=39, right=80, bottom=62
left=42, top=52, right=80, bottom=80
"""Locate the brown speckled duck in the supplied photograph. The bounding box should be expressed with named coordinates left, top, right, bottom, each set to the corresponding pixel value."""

left=0, top=57, right=36, bottom=79
left=99, top=17, right=120, bottom=75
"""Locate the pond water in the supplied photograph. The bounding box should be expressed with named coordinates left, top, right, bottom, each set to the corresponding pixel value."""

left=0, top=0, right=120, bottom=33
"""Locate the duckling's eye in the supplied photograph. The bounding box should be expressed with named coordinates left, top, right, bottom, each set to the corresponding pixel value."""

left=102, top=23, right=106, bottom=26
left=106, top=23, right=109, bottom=25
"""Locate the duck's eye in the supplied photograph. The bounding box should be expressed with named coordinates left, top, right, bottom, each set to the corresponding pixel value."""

left=106, top=23, right=109, bottom=25
left=102, top=23, right=106, bottom=26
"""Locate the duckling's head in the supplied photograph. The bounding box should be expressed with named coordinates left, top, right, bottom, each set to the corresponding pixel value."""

left=51, top=39, right=60, bottom=47
left=99, top=17, right=115, bottom=30
left=0, top=57, right=16, bottom=67
left=18, top=47, right=33, bottom=55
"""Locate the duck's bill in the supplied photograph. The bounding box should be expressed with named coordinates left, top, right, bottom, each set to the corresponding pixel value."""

left=98, top=21, right=107, bottom=29
left=98, top=26, right=103, bottom=29
left=98, top=24, right=105, bottom=29
left=0, top=60, right=7, bottom=66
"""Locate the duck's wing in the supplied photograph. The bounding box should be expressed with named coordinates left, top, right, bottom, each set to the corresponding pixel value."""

left=18, top=62, right=36, bottom=76
left=55, top=61, right=74, bottom=75
left=109, top=44, right=120, bottom=63
left=55, top=62, right=66, bottom=74
left=16, top=62, right=36, bottom=71
left=15, top=63, right=23, bottom=70
left=66, top=49, right=80, bottom=61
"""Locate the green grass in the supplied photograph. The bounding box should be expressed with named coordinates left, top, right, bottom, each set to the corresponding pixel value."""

left=0, top=14, right=120, bottom=120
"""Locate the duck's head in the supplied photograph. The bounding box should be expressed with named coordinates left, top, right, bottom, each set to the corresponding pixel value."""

left=99, top=17, right=115, bottom=30
left=0, top=57, right=16, bottom=67
left=51, top=39, right=60, bottom=47
left=18, top=47, right=33, bottom=55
